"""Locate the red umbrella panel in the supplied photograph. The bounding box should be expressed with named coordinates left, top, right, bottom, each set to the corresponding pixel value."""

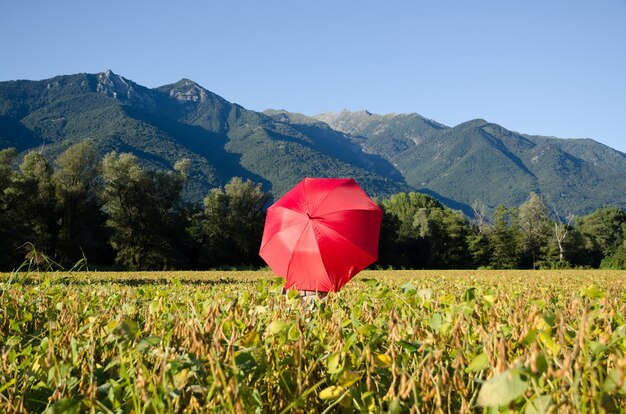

left=259, top=177, right=383, bottom=292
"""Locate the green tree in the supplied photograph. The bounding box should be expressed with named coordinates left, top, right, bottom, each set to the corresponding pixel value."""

left=518, top=193, right=551, bottom=269
left=489, top=205, right=520, bottom=269
left=466, top=201, right=492, bottom=268
left=0, top=148, right=24, bottom=268
left=602, top=240, right=626, bottom=269
left=53, top=140, right=110, bottom=265
left=193, top=177, right=270, bottom=267
left=379, top=192, right=471, bottom=268
left=577, top=206, right=626, bottom=268
left=429, top=208, right=472, bottom=268
left=102, top=152, right=190, bottom=270
left=559, top=227, right=593, bottom=267
left=379, top=192, right=441, bottom=268
left=8, top=151, right=58, bottom=258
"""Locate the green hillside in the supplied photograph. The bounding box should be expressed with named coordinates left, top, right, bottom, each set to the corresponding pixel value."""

left=315, top=110, right=626, bottom=215
left=0, top=72, right=406, bottom=202
left=1, top=72, right=624, bottom=214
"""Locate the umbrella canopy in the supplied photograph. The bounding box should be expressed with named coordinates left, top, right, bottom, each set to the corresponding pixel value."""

left=259, top=177, right=383, bottom=292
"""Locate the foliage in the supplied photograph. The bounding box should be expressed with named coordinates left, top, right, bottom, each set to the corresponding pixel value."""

left=379, top=192, right=471, bottom=268
left=191, top=177, right=270, bottom=268
left=488, top=205, right=521, bottom=269
left=2, top=269, right=626, bottom=412
left=53, top=140, right=109, bottom=264
left=102, top=151, right=189, bottom=270
left=518, top=192, right=551, bottom=269
left=577, top=206, right=626, bottom=268
left=0, top=148, right=24, bottom=268
left=1, top=129, right=626, bottom=272
left=9, top=151, right=58, bottom=255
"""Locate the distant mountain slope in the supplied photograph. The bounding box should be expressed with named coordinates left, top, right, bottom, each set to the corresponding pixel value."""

left=1, top=72, right=624, bottom=214
left=313, top=110, right=626, bottom=214
left=0, top=71, right=407, bottom=202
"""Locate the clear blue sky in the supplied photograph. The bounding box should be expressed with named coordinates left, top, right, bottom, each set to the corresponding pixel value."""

left=1, top=0, right=625, bottom=152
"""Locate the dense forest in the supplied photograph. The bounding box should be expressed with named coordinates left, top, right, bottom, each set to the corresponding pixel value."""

left=1, top=141, right=625, bottom=271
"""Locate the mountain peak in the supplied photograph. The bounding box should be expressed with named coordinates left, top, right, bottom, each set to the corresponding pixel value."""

left=167, top=78, right=208, bottom=103
left=96, top=70, right=136, bottom=100
left=177, top=78, right=200, bottom=87
left=263, top=108, right=328, bottom=126
left=344, top=109, right=373, bottom=117
left=457, top=118, right=489, bottom=129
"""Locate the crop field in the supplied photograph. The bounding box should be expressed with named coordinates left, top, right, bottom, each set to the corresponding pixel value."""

left=2, top=269, right=626, bottom=413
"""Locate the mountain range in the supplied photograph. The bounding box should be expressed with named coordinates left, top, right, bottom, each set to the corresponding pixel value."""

left=1, top=70, right=624, bottom=216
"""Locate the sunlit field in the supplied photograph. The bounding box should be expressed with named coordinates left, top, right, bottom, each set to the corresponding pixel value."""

left=2, top=269, right=626, bottom=413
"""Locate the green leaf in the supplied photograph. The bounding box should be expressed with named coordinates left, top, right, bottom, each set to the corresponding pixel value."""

left=521, top=329, right=538, bottom=346
left=234, top=351, right=256, bottom=373
left=327, top=352, right=343, bottom=374
left=388, top=398, right=403, bottom=414
left=541, top=311, right=556, bottom=328
left=357, top=324, right=377, bottom=338
left=438, top=294, right=455, bottom=305
left=6, top=336, right=20, bottom=346
left=538, top=331, right=560, bottom=356
left=477, top=369, right=528, bottom=407
left=45, top=397, right=82, bottom=414
left=463, top=287, right=476, bottom=301
left=361, top=278, right=379, bottom=287
left=287, top=323, right=300, bottom=341
left=400, top=282, right=416, bottom=294
left=428, top=313, right=442, bottom=332
left=466, top=352, right=489, bottom=372
left=272, top=277, right=285, bottom=287
left=267, top=320, right=291, bottom=335
left=603, top=369, right=626, bottom=394
left=589, top=341, right=607, bottom=356
left=136, top=335, right=161, bottom=352
left=115, top=319, right=139, bottom=340
left=400, top=340, right=420, bottom=353
left=580, top=284, right=605, bottom=299
left=524, top=395, right=552, bottom=414
left=0, top=378, right=16, bottom=393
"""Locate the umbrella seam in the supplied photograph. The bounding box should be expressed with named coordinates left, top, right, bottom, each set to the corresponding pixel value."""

left=259, top=206, right=308, bottom=251
left=309, top=222, right=338, bottom=291
left=259, top=220, right=307, bottom=252
left=309, top=178, right=354, bottom=217
left=284, top=220, right=319, bottom=289
left=312, top=206, right=380, bottom=216
left=313, top=220, right=379, bottom=264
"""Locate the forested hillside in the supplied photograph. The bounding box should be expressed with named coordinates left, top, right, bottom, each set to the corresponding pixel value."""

left=1, top=72, right=625, bottom=215
left=0, top=71, right=406, bottom=203
left=314, top=110, right=626, bottom=215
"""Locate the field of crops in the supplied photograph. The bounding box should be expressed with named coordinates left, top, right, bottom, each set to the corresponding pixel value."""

left=2, top=269, right=626, bottom=413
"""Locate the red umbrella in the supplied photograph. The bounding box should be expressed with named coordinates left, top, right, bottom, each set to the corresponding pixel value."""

left=259, top=177, right=383, bottom=292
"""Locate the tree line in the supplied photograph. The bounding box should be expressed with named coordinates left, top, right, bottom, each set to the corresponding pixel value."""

left=1, top=141, right=625, bottom=271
